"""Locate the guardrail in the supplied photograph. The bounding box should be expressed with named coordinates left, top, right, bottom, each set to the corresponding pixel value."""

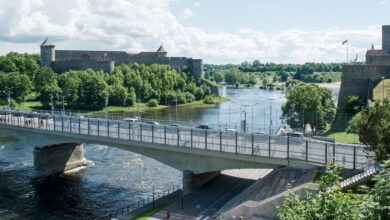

left=94, top=185, right=182, bottom=220
left=0, top=110, right=374, bottom=170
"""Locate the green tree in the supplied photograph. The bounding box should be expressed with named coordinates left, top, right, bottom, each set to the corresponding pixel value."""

left=351, top=99, right=390, bottom=161
left=372, top=160, right=390, bottom=219
left=214, top=72, right=224, bottom=83
left=344, top=96, right=363, bottom=114
left=194, top=87, right=204, bottom=100
left=281, top=84, right=335, bottom=132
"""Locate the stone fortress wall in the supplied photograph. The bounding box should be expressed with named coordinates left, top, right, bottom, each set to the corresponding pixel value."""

left=337, top=25, right=390, bottom=111
left=40, top=39, right=204, bottom=82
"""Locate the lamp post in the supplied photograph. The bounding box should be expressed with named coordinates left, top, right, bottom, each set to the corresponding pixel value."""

left=175, top=94, right=178, bottom=122
left=60, top=95, right=67, bottom=116
left=3, top=87, right=13, bottom=111
left=50, top=93, right=55, bottom=115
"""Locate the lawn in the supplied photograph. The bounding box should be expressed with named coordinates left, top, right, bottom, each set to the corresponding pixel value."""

left=324, top=131, right=360, bottom=144
left=131, top=203, right=167, bottom=220
left=0, top=101, right=42, bottom=111
left=373, top=79, right=390, bottom=101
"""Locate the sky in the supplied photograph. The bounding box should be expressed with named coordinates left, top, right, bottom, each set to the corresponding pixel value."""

left=0, top=0, right=388, bottom=64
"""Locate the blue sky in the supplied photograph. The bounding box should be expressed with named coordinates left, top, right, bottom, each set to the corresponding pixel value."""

left=171, top=0, right=389, bottom=32
left=0, top=0, right=388, bottom=64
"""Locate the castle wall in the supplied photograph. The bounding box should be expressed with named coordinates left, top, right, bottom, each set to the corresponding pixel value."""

left=55, top=50, right=131, bottom=64
left=337, top=64, right=390, bottom=111
left=51, top=60, right=114, bottom=73
left=366, top=55, right=390, bottom=65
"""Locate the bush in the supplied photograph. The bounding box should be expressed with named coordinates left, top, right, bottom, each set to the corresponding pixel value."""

left=203, top=95, right=215, bottom=104
left=344, top=96, right=363, bottom=114
left=183, top=92, right=195, bottom=103
left=194, top=87, right=204, bottom=100
left=146, top=99, right=158, bottom=107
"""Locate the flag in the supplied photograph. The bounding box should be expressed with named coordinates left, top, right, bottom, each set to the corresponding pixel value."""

left=341, top=40, right=348, bottom=45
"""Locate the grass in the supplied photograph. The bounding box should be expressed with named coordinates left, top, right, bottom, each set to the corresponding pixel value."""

left=373, top=79, right=390, bottom=101
left=131, top=203, right=168, bottom=220
left=0, top=101, right=42, bottom=111
left=323, top=131, right=360, bottom=144
left=5, top=96, right=229, bottom=115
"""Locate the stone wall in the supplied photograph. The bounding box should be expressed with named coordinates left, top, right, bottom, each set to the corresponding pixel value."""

left=337, top=64, right=390, bottom=111
left=55, top=50, right=131, bottom=64
left=51, top=60, right=115, bottom=73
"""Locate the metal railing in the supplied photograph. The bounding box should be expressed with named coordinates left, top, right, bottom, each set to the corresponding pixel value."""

left=0, top=110, right=374, bottom=170
left=94, top=185, right=182, bottom=220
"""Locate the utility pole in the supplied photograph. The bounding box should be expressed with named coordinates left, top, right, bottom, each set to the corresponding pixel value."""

left=269, top=104, right=272, bottom=135
left=228, top=106, right=231, bottom=129
left=175, top=94, right=178, bottom=122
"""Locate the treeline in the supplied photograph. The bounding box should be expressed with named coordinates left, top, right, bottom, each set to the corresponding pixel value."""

left=0, top=52, right=215, bottom=110
left=205, top=60, right=342, bottom=85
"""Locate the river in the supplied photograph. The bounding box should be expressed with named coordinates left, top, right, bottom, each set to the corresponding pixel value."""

left=0, top=88, right=290, bottom=219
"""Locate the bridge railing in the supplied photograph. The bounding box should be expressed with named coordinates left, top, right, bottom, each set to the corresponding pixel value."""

left=0, top=110, right=374, bottom=170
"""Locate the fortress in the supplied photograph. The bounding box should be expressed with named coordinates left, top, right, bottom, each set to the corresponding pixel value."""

left=337, top=25, right=390, bottom=110
left=40, top=39, right=204, bottom=82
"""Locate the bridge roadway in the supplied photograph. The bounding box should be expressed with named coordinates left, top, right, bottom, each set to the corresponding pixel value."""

left=0, top=110, right=372, bottom=191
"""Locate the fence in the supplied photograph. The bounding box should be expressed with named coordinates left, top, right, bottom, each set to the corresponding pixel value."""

left=94, top=185, right=182, bottom=220
left=0, top=110, right=373, bottom=170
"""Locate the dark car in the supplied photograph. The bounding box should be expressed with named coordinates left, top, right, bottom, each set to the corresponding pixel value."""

left=196, top=124, right=211, bottom=129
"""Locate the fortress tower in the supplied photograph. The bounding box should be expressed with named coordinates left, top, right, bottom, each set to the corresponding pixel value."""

left=40, top=38, right=55, bottom=67
left=382, top=25, right=390, bottom=55
left=337, top=25, right=390, bottom=111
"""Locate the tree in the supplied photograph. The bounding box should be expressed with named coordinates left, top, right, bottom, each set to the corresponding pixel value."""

left=194, top=87, right=204, bottom=100
left=281, top=84, right=335, bottom=132
left=350, top=99, right=390, bottom=161
left=128, top=87, right=136, bottom=107
left=214, top=72, right=224, bottom=83
left=372, top=160, right=390, bottom=219
left=278, top=163, right=371, bottom=220
left=344, top=96, right=363, bottom=114
left=109, top=83, right=128, bottom=106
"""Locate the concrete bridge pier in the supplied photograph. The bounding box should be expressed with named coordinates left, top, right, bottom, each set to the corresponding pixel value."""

left=182, top=170, right=220, bottom=194
left=33, top=143, right=88, bottom=179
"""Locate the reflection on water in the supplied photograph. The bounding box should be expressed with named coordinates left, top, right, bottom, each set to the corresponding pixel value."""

left=142, top=88, right=286, bottom=133
left=0, top=88, right=322, bottom=219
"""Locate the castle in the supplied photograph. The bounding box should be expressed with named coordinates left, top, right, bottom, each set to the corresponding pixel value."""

left=337, top=25, right=390, bottom=110
left=40, top=39, right=204, bottom=82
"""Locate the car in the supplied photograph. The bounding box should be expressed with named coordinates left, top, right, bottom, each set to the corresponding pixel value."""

left=196, top=124, right=211, bottom=129
left=226, top=128, right=236, bottom=132
left=286, top=132, right=304, bottom=138
left=123, top=117, right=139, bottom=123
left=170, top=124, right=181, bottom=127
left=146, top=121, right=160, bottom=125
left=40, top=113, right=54, bottom=119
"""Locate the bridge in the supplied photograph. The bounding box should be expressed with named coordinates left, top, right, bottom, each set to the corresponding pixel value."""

left=0, top=110, right=372, bottom=193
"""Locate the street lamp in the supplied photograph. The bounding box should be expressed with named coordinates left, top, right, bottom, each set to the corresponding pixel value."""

left=3, top=87, right=13, bottom=111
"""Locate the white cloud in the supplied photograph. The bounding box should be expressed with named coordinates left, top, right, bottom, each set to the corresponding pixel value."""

left=193, top=1, right=200, bottom=7
left=380, top=0, right=388, bottom=4
left=180, top=8, right=193, bottom=19
left=0, top=0, right=382, bottom=64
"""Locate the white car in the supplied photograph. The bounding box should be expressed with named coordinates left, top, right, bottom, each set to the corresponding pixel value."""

left=123, top=117, right=139, bottom=123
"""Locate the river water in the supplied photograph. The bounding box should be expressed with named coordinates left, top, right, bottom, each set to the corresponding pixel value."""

left=0, top=88, right=288, bottom=219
